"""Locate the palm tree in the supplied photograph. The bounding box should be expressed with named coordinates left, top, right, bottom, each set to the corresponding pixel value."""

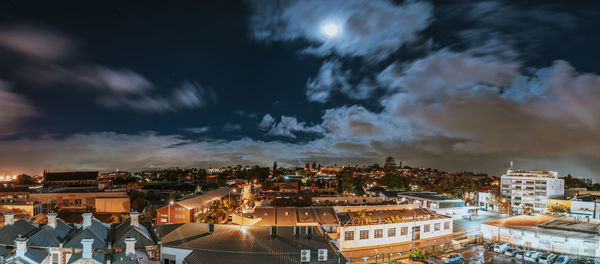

left=353, top=210, right=372, bottom=225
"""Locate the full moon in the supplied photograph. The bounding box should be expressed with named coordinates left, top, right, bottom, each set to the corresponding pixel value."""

left=320, top=22, right=342, bottom=38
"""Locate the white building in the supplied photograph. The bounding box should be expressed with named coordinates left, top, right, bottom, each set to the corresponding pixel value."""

left=501, top=170, right=564, bottom=213
left=481, top=214, right=600, bottom=258
left=478, top=187, right=500, bottom=213
left=396, top=192, right=472, bottom=219
left=336, top=208, right=453, bottom=249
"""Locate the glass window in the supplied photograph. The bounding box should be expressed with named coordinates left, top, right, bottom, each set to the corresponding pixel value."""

left=388, top=228, right=396, bottom=237
left=424, top=224, right=430, bottom=232
left=444, top=221, right=450, bottom=230
left=401, top=226, right=408, bottom=236
left=344, top=231, right=354, bottom=241
left=434, top=223, right=440, bottom=231
left=360, top=230, right=369, bottom=240
left=52, top=253, right=59, bottom=264
left=374, top=229, right=383, bottom=238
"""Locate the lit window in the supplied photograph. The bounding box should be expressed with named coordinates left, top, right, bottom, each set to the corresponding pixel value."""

left=388, top=228, right=396, bottom=237
left=374, top=229, right=383, bottom=238
left=444, top=222, right=450, bottom=230
left=434, top=223, right=440, bottom=231
left=424, top=224, right=430, bottom=233
left=401, top=226, right=408, bottom=236
left=359, top=230, right=369, bottom=240
left=344, top=231, right=354, bottom=241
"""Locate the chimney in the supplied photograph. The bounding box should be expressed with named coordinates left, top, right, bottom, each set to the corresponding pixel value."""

left=129, top=211, right=139, bottom=228
left=82, top=213, right=93, bottom=229
left=47, top=212, right=57, bottom=229
left=15, top=237, right=27, bottom=257
left=125, top=237, right=136, bottom=256
left=81, top=238, right=94, bottom=259
left=4, top=212, right=14, bottom=226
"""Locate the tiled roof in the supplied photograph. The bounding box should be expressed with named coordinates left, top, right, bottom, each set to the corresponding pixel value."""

left=64, top=219, right=109, bottom=248
left=111, top=219, right=156, bottom=248
left=0, top=219, right=38, bottom=245
left=160, top=224, right=343, bottom=264
left=5, top=248, right=48, bottom=264
left=28, top=220, right=73, bottom=248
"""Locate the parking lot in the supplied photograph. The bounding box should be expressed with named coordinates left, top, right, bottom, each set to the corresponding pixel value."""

left=435, top=245, right=537, bottom=264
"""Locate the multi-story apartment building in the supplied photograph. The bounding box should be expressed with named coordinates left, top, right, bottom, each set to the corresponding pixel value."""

left=500, top=169, right=564, bottom=213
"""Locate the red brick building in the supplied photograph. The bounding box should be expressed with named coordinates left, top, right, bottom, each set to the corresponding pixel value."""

left=155, top=187, right=234, bottom=225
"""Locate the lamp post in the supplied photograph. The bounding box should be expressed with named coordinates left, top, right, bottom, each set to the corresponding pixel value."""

left=168, top=200, right=174, bottom=224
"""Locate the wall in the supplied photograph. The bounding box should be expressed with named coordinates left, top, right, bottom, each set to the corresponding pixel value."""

left=161, top=247, right=193, bottom=264
left=313, top=196, right=386, bottom=205
left=94, top=197, right=131, bottom=213
left=156, top=203, right=194, bottom=225
left=337, top=217, right=453, bottom=249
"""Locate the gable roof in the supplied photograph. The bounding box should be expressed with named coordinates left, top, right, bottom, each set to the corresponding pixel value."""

left=28, top=219, right=73, bottom=248
left=64, top=219, right=109, bottom=248
left=0, top=219, right=38, bottom=245
left=111, top=218, right=156, bottom=248
left=157, top=223, right=344, bottom=264
left=5, top=248, right=48, bottom=264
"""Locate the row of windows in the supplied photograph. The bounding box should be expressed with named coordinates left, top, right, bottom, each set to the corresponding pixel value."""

left=344, top=222, right=450, bottom=241
left=174, top=214, right=186, bottom=219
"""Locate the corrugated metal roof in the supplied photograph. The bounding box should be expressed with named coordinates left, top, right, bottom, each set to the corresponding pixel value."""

left=176, top=187, right=234, bottom=210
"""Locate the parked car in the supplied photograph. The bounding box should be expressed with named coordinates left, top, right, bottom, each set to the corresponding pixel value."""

left=505, top=248, right=519, bottom=257
left=584, top=259, right=600, bottom=264
left=525, top=251, right=542, bottom=262
left=494, top=242, right=510, bottom=253
left=442, top=254, right=463, bottom=264
left=514, top=250, right=525, bottom=259
left=486, top=243, right=496, bottom=251
left=538, top=253, right=556, bottom=264
left=554, top=256, right=570, bottom=264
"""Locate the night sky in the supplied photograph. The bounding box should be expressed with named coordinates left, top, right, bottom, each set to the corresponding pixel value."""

left=1, top=0, right=600, bottom=178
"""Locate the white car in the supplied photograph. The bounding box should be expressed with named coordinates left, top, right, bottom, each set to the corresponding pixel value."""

left=538, top=253, right=556, bottom=264
left=493, top=243, right=510, bottom=254
left=525, top=252, right=542, bottom=262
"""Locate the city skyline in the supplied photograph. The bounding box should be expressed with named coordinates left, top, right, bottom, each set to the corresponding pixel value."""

left=1, top=1, right=600, bottom=179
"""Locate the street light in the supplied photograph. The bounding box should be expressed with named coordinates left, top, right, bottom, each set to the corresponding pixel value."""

left=168, top=200, right=174, bottom=224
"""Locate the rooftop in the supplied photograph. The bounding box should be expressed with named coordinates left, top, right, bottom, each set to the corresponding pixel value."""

left=398, top=192, right=462, bottom=201
left=176, top=187, right=234, bottom=210
left=44, top=171, right=98, bottom=181
left=156, top=223, right=344, bottom=264
left=338, top=208, right=449, bottom=226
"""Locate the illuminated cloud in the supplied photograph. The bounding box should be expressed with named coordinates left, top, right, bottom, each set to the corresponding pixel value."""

left=0, top=81, right=36, bottom=135
left=248, top=0, right=433, bottom=61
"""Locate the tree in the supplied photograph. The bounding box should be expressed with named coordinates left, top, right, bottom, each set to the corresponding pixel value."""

left=336, top=168, right=355, bottom=194
left=353, top=210, right=372, bottom=225
left=547, top=202, right=569, bottom=214
left=272, top=161, right=278, bottom=177
left=311, top=161, right=317, bottom=170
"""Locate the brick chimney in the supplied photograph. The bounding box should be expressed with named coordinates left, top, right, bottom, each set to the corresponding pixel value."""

left=4, top=212, right=14, bottom=226
left=81, top=238, right=94, bottom=259
left=15, top=237, right=27, bottom=257
left=47, top=212, right=57, bottom=229
left=125, top=237, right=136, bottom=256
left=129, top=211, right=139, bottom=228
left=82, top=213, right=93, bottom=229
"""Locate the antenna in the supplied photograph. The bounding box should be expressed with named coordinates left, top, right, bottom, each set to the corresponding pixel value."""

left=510, top=161, right=514, bottom=169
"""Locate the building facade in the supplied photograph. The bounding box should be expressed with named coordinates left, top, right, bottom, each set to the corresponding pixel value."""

left=501, top=170, right=565, bottom=213
left=397, top=192, right=471, bottom=219
left=336, top=208, right=453, bottom=249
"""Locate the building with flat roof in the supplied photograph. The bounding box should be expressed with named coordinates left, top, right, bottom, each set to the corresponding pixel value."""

left=481, top=214, right=600, bottom=258
left=396, top=192, right=472, bottom=218
left=501, top=169, right=564, bottom=213
left=155, top=223, right=346, bottom=264
left=44, top=171, right=98, bottom=187
left=336, top=208, right=452, bottom=250
left=249, top=206, right=339, bottom=233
